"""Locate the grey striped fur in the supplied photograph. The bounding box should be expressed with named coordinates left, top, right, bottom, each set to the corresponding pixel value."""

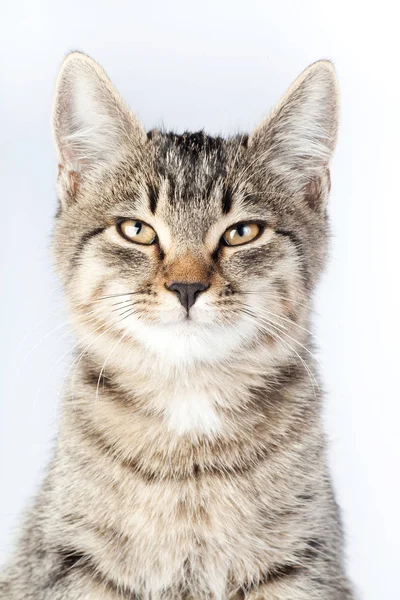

left=0, top=53, right=354, bottom=599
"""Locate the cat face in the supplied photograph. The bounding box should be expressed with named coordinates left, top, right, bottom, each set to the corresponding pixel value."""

left=52, top=53, right=338, bottom=365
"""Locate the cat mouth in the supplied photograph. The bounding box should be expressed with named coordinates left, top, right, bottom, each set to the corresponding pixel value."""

left=133, top=310, right=224, bottom=332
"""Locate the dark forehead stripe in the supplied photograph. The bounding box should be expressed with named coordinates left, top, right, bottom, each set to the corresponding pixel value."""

left=151, top=131, right=251, bottom=214
left=153, top=131, right=228, bottom=207
left=147, top=183, right=159, bottom=214
left=221, top=185, right=233, bottom=214
left=167, top=174, right=176, bottom=203
left=164, top=130, right=226, bottom=155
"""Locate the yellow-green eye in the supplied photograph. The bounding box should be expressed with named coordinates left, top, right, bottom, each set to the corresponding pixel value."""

left=222, top=222, right=261, bottom=246
left=116, top=219, right=157, bottom=245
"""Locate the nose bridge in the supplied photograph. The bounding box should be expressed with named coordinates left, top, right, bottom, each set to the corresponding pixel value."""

left=165, top=251, right=210, bottom=285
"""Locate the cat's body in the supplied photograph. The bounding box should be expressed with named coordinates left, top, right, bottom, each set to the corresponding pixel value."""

left=0, top=54, right=354, bottom=599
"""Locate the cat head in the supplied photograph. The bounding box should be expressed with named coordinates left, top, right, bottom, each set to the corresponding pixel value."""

left=52, top=52, right=338, bottom=366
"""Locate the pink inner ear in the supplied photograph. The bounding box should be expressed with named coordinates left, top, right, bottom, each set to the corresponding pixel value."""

left=58, top=164, right=80, bottom=196
left=303, top=169, right=331, bottom=212
left=69, top=171, right=80, bottom=194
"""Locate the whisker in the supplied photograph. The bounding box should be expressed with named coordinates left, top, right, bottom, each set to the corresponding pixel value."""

left=116, top=305, right=138, bottom=318
left=111, top=302, right=135, bottom=313
left=267, top=325, right=319, bottom=396
left=13, top=305, right=67, bottom=360
left=259, top=316, right=320, bottom=365
left=240, top=308, right=319, bottom=395
left=111, top=298, right=140, bottom=308
left=242, top=291, right=311, bottom=311
left=118, top=309, right=139, bottom=322
left=243, top=305, right=320, bottom=365
left=241, top=302, right=316, bottom=340
left=95, top=331, right=128, bottom=403
left=35, top=308, right=116, bottom=413
left=13, top=307, right=105, bottom=394
left=96, top=291, right=144, bottom=301
left=69, top=311, right=137, bottom=410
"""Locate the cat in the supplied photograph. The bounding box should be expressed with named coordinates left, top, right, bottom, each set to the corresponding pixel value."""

left=0, top=52, right=354, bottom=599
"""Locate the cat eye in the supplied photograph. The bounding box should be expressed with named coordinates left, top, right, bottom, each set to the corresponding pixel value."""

left=116, top=219, right=157, bottom=245
left=222, top=222, right=262, bottom=246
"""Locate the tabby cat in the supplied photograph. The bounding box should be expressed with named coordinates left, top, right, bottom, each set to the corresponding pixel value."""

left=0, top=52, right=354, bottom=599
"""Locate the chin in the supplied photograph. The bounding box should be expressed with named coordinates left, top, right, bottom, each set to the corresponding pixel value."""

left=125, top=312, right=258, bottom=365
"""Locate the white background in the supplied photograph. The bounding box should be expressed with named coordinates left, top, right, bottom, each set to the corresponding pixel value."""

left=1, top=1, right=399, bottom=598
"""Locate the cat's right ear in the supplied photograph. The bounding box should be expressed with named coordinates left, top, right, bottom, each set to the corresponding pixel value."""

left=52, top=52, right=146, bottom=205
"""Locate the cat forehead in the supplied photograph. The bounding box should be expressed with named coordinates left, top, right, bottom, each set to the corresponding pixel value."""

left=151, top=131, right=247, bottom=182
left=152, top=131, right=233, bottom=162
left=103, top=131, right=258, bottom=229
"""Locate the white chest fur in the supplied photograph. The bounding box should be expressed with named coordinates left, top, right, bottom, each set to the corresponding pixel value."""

left=166, top=390, right=222, bottom=436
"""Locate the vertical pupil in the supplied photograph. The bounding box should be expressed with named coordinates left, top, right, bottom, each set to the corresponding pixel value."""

left=134, top=221, right=142, bottom=235
left=237, top=224, right=248, bottom=237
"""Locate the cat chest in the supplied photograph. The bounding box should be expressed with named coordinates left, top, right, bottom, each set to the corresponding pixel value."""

left=75, top=471, right=267, bottom=597
left=163, top=390, right=223, bottom=437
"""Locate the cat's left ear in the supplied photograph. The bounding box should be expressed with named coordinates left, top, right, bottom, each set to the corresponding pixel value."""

left=52, top=52, right=146, bottom=203
left=248, top=60, right=339, bottom=210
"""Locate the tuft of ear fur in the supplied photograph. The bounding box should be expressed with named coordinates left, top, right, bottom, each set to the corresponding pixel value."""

left=248, top=60, right=339, bottom=209
left=52, top=52, right=146, bottom=202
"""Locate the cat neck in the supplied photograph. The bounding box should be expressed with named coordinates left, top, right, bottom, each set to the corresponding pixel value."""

left=66, top=331, right=318, bottom=441
left=59, top=338, right=320, bottom=482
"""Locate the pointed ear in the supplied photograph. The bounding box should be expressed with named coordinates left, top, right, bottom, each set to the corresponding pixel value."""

left=52, top=52, right=146, bottom=202
left=248, top=61, right=339, bottom=209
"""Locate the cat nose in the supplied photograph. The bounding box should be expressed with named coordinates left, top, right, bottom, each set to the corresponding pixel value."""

left=167, top=282, right=209, bottom=312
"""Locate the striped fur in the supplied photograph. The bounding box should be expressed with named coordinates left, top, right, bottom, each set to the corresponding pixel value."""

left=0, top=53, right=354, bottom=599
